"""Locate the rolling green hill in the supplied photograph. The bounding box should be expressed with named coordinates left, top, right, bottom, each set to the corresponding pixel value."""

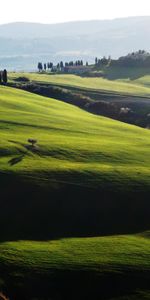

left=9, top=71, right=150, bottom=97
left=99, top=66, right=150, bottom=87
left=1, top=84, right=150, bottom=236
left=0, top=85, right=150, bottom=299
left=0, top=233, right=150, bottom=300
left=9, top=70, right=150, bottom=129
left=1, top=84, right=150, bottom=194
left=1, top=84, right=150, bottom=184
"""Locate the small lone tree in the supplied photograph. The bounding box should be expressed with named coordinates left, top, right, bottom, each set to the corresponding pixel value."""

left=28, top=138, right=37, bottom=147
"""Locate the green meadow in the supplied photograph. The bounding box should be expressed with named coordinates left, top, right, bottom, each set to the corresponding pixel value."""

left=9, top=69, right=150, bottom=97
left=0, top=84, right=150, bottom=299
left=1, top=233, right=150, bottom=273
left=1, top=85, right=150, bottom=189
left=0, top=233, right=150, bottom=299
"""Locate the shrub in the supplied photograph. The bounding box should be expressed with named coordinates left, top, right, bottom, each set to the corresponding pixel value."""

left=14, top=77, right=30, bottom=82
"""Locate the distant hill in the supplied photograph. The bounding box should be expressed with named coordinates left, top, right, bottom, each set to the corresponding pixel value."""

left=0, top=16, right=150, bottom=70
left=9, top=70, right=150, bottom=128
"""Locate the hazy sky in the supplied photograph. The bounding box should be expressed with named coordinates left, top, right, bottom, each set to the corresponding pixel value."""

left=1, top=0, right=150, bottom=24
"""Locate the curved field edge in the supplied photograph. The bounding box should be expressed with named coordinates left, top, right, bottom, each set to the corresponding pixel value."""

left=0, top=234, right=150, bottom=300
left=9, top=72, right=150, bottom=97
left=0, top=233, right=150, bottom=272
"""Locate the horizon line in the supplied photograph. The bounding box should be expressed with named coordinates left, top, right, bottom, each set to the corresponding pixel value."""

left=0, top=15, right=150, bottom=26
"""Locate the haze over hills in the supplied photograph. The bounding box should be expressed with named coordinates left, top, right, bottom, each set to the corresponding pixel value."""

left=0, top=16, right=150, bottom=70
left=1, top=1, right=150, bottom=296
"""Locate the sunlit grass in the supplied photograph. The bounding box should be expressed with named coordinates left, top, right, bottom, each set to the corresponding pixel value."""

left=0, top=233, right=150, bottom=272
left=9, top=72, right=150, bottom=96
left=1, top=85, right=150, bottom=190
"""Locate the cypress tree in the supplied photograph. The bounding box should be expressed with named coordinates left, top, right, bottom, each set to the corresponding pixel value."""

left=60, top=61, right=64, bottom=68
left=2, top=69, right=7, bottom=84
left=38, top=62, right=43, bottom=72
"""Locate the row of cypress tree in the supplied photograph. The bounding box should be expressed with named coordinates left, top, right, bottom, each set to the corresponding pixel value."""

left=0, top=69, right=8, bottom=84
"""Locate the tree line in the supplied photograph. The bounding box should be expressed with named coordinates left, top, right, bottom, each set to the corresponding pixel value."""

left=0, top=69, right=8, bottom=84
left=112, top=50, right=150, bottom=67
left=38, top=62, right=53, bottom=72
left=37, top=60, right=88, bottom=72
left=95, top=50, right=150, bottom=68
left=95, top=56, right=111, bottom=67
left=37, top=49, right=150, bottom=73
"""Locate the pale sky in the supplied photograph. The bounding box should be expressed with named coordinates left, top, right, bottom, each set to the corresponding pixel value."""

left=0, top=0, right=150, bottom=24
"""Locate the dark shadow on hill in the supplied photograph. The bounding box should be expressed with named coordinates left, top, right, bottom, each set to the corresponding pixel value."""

left=8, top=81, right=150, bottom=130
left=1, top=265, right=150, bottom=300
left=8, top=139, right=51, bottom=159
left=7, top=144, right=44, bottom=167
left=7, top=141, right=38, bottom=166
left=0, top=172, right=150, bottom=242
left=103, top=67, right=150, bottom=81
left=9, top=155, right=25, bottom=166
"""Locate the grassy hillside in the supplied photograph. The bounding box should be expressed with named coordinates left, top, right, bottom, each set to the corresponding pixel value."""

left=100, top=66, right=150, bottom=83
left=9, top=69, right=150, bottom=130
left=9, top=71, right=150, bottom=97
left=1, top=85, right=150, bottom=238
left=0, top=233, right=150, bottom=299
left=1, top=84, right=150, bottom=193
left=0, top=85, right=150, bottom=299
left=1, top=233, right=150, bottom=274
left=1, top=84, right=150, bottom=184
